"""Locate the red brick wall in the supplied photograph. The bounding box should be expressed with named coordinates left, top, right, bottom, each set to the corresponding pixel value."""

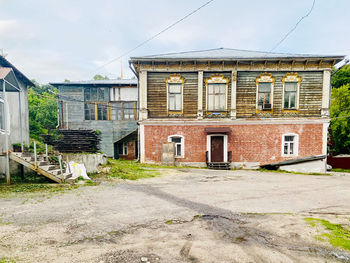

left=143, top=123, right=324, bottom=164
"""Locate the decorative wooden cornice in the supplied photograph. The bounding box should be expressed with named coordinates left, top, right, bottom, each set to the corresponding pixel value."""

left=256, top=73, right=275, bottom=84
left=282, top=72, right=301, bottom=84
left=165, top=73, right=184, bottom=85
left=205, top=73, right=229, bottom=85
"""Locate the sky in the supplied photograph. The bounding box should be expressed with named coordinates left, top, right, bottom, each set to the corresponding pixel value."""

left=0, top=0, right=349, bottom=84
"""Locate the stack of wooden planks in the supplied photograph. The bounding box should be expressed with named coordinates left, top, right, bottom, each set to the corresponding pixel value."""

left=42, top=129, right=101, bottom=153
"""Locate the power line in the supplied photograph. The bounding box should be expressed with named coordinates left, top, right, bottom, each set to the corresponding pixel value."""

left=270, top=0, right=316, bottom=52
left=87, top=0, right=215, bottom=76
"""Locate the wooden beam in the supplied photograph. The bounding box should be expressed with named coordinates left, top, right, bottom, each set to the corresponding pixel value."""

left=318, top=60, right=323, bottom=69
left=277, top=60, right=281, bottom=70
left=291, top=60, right=295, bottom=70
left=304, top=60, right=308, bottom=69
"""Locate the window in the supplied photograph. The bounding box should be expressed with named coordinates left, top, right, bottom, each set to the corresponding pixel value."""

left=258, top=82, right=272, bottom=110
left=208, top=84, right=226, bottom=111
left=284, top=82, right=297, bottom=109
left=205, top=74, right=229, bottom=112
left=166, top=74, right=184, bottom=113
left=110, top=101, right=136, bottom=120
left=282, top=73, right=301, bottom=110
left=168, top=135, right=184, bottom=158
left=123, top=102, right=135, bottom=120
left=282, top=134, right=298, bottom=156
left=117, top=142, right=128, bottom=155
left=84, top=87, right=109, bottom=101
left=256, top=73, right=274, bottom=111
left=84, top=102, right=109, bottom=120
left=0, top=101, right=4, bottom=131
left=168, top=84, right=182, bottom=111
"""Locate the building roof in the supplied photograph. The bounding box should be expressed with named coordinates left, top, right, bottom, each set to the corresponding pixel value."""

left=50, top=79, right=137, bottom=87
left=0, top=56, right=34, bottom=87
left=0, top=67, right=21, bottom=92
left=0, top=67, right=12, bottom=79
left=130, top=47, right=345, bottom=62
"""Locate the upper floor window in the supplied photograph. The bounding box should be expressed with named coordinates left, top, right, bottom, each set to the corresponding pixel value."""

left=166, top=74, right=184, bottom=112
left=256, top=73, right=275, bottom=111
left=205, top=74, right=229, bottom=112
left=282, top=133, right=298, bottom=157
left=282, top=73, right=301, bottom=110
left=84, top=87, right=109, bottom=101
left=168, top=135, right=184, bottom=158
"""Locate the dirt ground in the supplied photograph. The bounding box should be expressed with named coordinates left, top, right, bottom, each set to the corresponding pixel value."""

left=1, top=169, right=350, bottom=263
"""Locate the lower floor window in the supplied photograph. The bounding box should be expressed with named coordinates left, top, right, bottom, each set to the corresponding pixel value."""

left=117, top=142, right=128, bottom=155
left=168, top=135, right=184, bottom=157
left=283, top=134, right=298, bottom=156
left=84, top=102, right=109, bottom=120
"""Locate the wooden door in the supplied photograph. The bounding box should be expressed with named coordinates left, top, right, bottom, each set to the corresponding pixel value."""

left=211, top=136, right=224, bottom=162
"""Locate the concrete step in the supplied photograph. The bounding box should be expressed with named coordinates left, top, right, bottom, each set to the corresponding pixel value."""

left=207, top=162, right=231, bottom=170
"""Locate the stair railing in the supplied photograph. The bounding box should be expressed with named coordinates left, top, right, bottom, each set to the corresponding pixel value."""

left=34, top=141, right=37, bottom=168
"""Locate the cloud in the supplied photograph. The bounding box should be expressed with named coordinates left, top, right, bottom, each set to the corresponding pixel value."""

left=0, top=19, right=18, bottom=35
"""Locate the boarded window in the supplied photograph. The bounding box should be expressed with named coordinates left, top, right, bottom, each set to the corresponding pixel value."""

left=258, top=82, right=272, bottom=110
left=284, top=82, right=297, bottom=109
left=0, top=101, right=4, bottom=130
left=284, top=135, right=295, bottom=155
left=168, top=84, right=182, bottom=111
left=207, top=84, right=225, bottom=111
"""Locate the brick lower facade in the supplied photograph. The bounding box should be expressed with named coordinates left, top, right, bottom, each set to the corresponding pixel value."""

left=141, top=121, right=326, bottom=166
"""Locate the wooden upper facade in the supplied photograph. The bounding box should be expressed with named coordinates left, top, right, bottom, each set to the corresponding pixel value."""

left=130, top=48, right=344, bottom=120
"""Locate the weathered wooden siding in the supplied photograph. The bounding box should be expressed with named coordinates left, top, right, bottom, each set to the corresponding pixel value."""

left=236, top=71, right=323, bottom=118
left=147, top=72, right=198, bottom=118
left=203, top=72, right=232, bottom=113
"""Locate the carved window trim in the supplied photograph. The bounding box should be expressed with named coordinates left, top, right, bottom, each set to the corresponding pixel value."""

left=256, top=73, right=275, bottom=112
left=205, top=74, right=229, bottom=112
left=166, top=74, right=184, bottom=114
left=282, top=72, right=301, bottom=111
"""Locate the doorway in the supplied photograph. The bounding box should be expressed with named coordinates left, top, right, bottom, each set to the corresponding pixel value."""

left=207, top=134, right=228, bottom=163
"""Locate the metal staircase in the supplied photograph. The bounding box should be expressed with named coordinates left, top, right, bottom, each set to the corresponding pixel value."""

left=207, top=162, right=231, bottom=170
left=10, top=152, right=72, bottom=183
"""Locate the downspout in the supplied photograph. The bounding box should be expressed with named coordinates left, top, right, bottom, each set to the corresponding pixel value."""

left=3, top=80, right=10, bottom=184
left=129, top=60, right=140, bottom=161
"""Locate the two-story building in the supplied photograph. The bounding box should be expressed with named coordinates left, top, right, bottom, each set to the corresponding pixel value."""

left=0, top=56, right=33, bottom=181
left=51, top=79, right=138, bottom=159
left=130, top=48, right=344, bottom=172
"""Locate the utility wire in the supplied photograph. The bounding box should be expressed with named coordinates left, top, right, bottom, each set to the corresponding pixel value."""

left=87, top=0, right=215, bottom=76
left=270, top=0, right=316, bottom=52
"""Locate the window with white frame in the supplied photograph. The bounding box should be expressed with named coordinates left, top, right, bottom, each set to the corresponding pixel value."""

left=168, top=135, right=184, bottom=158
left=117, top=142, right=128, bottom=155
left=282, top=134, right=298, bottom=156
left=256, top=73, right=274, bottom=111
left=166, top=74, right=184, bottom=113
left=282, top=73, right=301, bottom=110
left=205, top=74, right=229, bottom=112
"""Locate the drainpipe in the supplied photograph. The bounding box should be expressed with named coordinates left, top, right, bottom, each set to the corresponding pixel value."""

left=3, top=80, right=10, bottom=184
left=129, top=60, right=140, bottom=161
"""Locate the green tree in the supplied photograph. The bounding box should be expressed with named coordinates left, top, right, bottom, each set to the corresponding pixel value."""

left=28, top=82, right=58, bottom=139
left=93, top=74, right=109, bottom=80
left=332, top=65, right=350, bottom=89
left=329, top=84, right=350, bottom=155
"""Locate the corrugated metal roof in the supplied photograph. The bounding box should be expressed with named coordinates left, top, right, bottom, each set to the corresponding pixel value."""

left=130, top=48, right=345, bottom=61
left=0, top=67, right=11, bottom=79
left=50, top=79, right=138, bottom=86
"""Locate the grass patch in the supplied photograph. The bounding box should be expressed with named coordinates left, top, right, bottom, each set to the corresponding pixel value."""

left=100, top=159, right=159, bottom=180
left=0, top=257, right=16, bottom=263
left=305, top=217, right=350, bottom=250
left=332, top=169, right=350, bottom=173
left=0, top=183, right=79, bottom=197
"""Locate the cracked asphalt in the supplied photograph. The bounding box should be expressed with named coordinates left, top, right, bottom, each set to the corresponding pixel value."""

left=1, top=169, right=350, bottom=262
